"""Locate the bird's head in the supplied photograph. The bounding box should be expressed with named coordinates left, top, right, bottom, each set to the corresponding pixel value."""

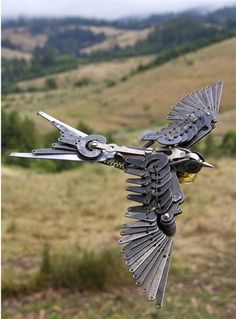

left=173, top=151, right=213, bottom=184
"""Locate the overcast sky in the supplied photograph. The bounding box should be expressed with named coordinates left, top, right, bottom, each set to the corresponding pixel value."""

left=2, top=0, right=236, bottom=20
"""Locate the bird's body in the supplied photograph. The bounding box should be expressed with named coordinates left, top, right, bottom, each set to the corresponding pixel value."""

left=10, top=81, right=223, bottom=308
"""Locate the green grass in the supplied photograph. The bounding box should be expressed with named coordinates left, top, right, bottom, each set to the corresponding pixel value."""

left=40, top=246, right=130, bottom=291
left=2, top=246, right=130, bottom=297
left=2, top=249, right=235, bottom=319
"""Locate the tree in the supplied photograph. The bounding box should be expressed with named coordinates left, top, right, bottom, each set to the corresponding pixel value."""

left=203, top=135, right=218, bottom=157
left=44, top=78, right=57, bottom=90
left=221, top=131, right=236, bottom=156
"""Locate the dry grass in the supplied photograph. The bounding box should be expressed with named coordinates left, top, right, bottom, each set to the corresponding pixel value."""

left=2, top=27, right=47, bottom=52
left=2, top=157, right=236, bottom=285
left=3, top=37, right=236, bottom=134
left=2, top=158, right=236, bottom=318
left=216, top=108, right=236, bottom=135
left=80, top=25, right=124, bottom=36
left=80, top=27, right=153, bottom=54
left=17, top=55, right=155, bottom=89
left=1, top=47, right=32, bottom=61
left=2, top=164, right=127, bottom=283
left=2, top=24, right=152, bottom=55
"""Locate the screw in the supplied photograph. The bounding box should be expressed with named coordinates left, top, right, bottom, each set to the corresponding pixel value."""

left=90, top=141, right=98, bottom=148
left=162, top=213, right=170, bottom=220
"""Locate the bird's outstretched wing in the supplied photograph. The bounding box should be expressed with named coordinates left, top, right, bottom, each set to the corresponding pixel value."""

left=142, top=81, right=223, bottom=147
left=11, top=111, right=109, bottom=161
left=119, top=153, right=184, bottom=308
left=11, top=111, right=152, bottom=165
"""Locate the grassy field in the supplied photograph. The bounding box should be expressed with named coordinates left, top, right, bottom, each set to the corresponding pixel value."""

left=2, top=35, right=236, bottom=318
left=80, top=27, right=153, bottom=54
left=1, top=47, right=32, bottom=61
left=3, top=37, right=236, bottom=134
left=2, top=157, right=236, bottom=318
left=17, top=55, right=155, bottom=89
left=2, top=27, right=47, bottom=52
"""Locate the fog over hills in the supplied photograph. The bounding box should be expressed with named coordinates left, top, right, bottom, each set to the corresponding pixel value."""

left=2, top=0, right=236, bottom=19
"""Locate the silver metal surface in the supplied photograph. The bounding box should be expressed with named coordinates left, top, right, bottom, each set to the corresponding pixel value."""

left=156, top=243, right=173, bottom=308
left=37, top=111, right=88, bottom=137
left=10, top=152, right=109, bottom=162
left=91, top=141, right=153, bottom=156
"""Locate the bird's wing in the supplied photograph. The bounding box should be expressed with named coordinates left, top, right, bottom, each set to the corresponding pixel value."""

left=119, top=153, right=184, bottom=308
left=10, top=111, right=154, bottom=165
left=142, top=81, right=223, bottom=148
left=10, top=111, right=110, bottom=162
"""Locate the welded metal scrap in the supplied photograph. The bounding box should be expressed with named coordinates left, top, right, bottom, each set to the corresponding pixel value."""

left=11, top=81, right=223, bottom=308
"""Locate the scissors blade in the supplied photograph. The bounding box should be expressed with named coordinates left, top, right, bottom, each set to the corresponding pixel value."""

left=37, top=111, right=88, bottom=137
left=10, top=151, right=110, bottom=162
left=10, top=152, right=86, bottom=162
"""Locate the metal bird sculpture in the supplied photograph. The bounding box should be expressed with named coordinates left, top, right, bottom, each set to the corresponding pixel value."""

left=11, top=81, right=223, bottom=308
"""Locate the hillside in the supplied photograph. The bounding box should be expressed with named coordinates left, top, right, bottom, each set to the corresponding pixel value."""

left=17, top=54, right=155, bottom=88
left=80, top=27, right=153, bottom=54
left=3, top=37, right=236, bottom=135
left=1, top=47, right=31, bottom=60
left=2, top=26, right=47, bottom=52
left=1, top=23, right=152, bottom=57
left=2, top=9, right=235, bottom=97
left=2, top=7, right=236, bottom=59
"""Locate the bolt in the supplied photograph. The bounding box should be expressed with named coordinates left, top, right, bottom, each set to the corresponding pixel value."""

left=90, top=141, right=98, bottom=148
left=162, top=213, right=170, bottom=220
left=108, top=145, right=115, bottom=151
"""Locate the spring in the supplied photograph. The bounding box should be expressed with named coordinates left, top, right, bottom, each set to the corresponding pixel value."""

left=104, top=159, right=125, bottom=170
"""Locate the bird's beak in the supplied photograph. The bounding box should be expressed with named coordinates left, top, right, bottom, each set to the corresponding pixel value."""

left=202, top=161, right=214, bottom=168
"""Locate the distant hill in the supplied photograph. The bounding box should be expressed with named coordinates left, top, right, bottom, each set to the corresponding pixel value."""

left=2, top=6, right=236, bottom=95
left=2, top=6, right=236, bottom=57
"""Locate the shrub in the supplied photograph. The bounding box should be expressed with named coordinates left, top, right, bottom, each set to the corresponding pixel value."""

left=77, top=121, right=94, bottom=135
left=26, top=86, right=39, bottom=92
left=120, top=75, right=128, bottom=82
left=74, top=78, right=91, bottom=87
left=221, top=131, right=236, bottom=156
left=2, top=110, right=38, bottom=167
left=2, top=247, right=130, bottom=297
left=200, top=131, right=236, bottom=158
left=40, top=244, right=51, bottom=274
left=203, top=135, right=219, bottom=157
left=38, top=247, right=130, bottom=291
left=44, top=78, right=57, bottom=90
left=2, top=110, right=98, bottom=172
left=105, top=79, right=116, bottom=87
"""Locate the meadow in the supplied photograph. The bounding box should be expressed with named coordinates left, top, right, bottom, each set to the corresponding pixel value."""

left=2, top=157, right=236, bottom=318
left=2, top=36, right=236, bottom=318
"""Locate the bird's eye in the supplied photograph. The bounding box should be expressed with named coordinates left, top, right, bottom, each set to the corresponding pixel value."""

left=184, top=160, right=201, bottom=173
